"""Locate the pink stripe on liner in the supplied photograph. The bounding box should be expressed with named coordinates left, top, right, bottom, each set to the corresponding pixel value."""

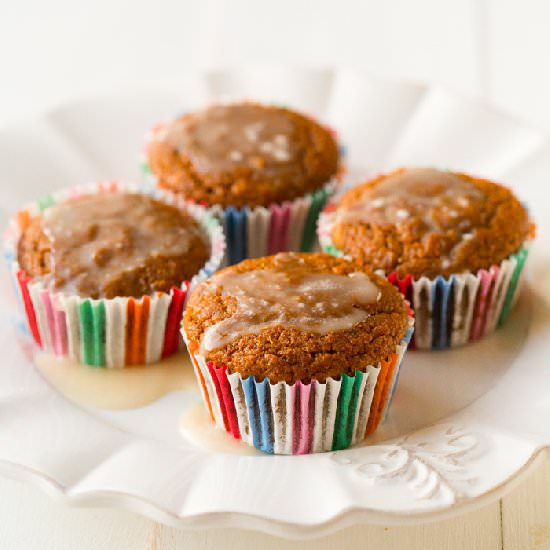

left=267, top=203, right=291, bottom=254
left=40, top=289, right=68, bottom=356
left=291, top=382, right=312, bottom=455
left=482, top=270, right=499, bottom=337
left=296, top=382, right=313, bottom=455
left=67, top=188, right=82, bottom=200
left=53, top=307, right=68, bottom=356
left=470, top=270, right=494, bottom=341
left=211, top=364, right=241, bottom=440
left=278, top=202, right=292, bottom=252
left=290, top=383, right=299, bottom=454
left=39, top=289, right=59, bottom=355
left=481, top=266, right=501, bottom=337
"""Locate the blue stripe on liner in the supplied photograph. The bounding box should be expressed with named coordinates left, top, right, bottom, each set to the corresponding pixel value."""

left=432, top=276, right=453, bottom=350
left=255, top=378, right=274, bottom=454
left=242, top=377, right=261, bottom=451
left=445, top=276, right=457, bottom=348
left=384, top=326, right=414, bottom=422
left=17, top=320, right=29, bottom=336
left=4, top=250, right=23, bottom=310
left=224, top=207, right=248, bottom=265
left=3, top=249, right=14, bottom=262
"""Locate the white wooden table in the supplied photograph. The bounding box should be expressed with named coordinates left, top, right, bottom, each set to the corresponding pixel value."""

left=1, top=1, right=549, bottom=547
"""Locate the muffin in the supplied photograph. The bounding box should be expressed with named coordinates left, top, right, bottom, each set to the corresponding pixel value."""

left=183, top=252, right=414, bottom=454
left=4, top=182, right=225, bottom=367
left=318, top=167, right=533, bottom=349
left=144, top=102, right=342, bottom=264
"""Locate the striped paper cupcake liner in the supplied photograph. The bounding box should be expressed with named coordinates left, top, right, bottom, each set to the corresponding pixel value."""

left=182, top=320, right=414, bottom=455
left=141, top=120, right=344, bottom=265
left=3, top=182, right=226, bottom=368
left=318, top=207, right=530, bottom=350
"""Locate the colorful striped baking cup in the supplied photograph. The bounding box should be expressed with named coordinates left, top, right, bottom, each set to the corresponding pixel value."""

left=141, top=117, right=345, bottom=265
left=317, top=206, right=531, bottom=350
left=182, top=318, right=414, bottom=455
left=3, top=181, right=226, bottom=367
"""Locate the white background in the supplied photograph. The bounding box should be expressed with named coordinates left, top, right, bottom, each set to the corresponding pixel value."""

left=1, top=0, right=550, bottom=133
left=1, top=1, right=549, bottom=548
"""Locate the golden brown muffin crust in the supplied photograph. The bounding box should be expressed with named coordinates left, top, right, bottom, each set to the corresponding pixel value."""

left=17, top=193, right=210, bottom=299
left=330, top=168, right=531, bottom=279
left=147, top=103, right=339, bottom=209
left=184, top=252, right=410, bottom=384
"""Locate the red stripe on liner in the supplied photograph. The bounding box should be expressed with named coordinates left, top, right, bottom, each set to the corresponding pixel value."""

left=211, top=363, right=241, bottom=440
left=162, top=284, right=188, bottom=358
left=206, top=362, right=230, bottom=433
left=387, top=272, right=415, bottom=348
left=125, top=298, right=136, bottom=365
left=16, top=270, right=41, bottom=346
left=387, top=272, right=414, bottom=308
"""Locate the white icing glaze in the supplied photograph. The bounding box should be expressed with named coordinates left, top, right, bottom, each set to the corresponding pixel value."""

left=164, top=104, right=299, bottom=173
left=35, top=350, right=195, bottom=410
left=180, top=403, right=260, bottom=455
left=41, top=193, right=201, bottom=297
left=336, top=167, right=483, bottom=231
left=199, top=253, right=381, bottom=353
left=228, top=150, right=243, bottom=162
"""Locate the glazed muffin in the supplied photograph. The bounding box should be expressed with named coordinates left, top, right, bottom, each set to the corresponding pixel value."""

left=18, top=193, right=210, bottom=299
left=5, top=183, right=225, bottom=367
left=318, top=168, right=533, bottom=349
left=183, top=252, right=413, bottom=454
left=145, top=102, right=342, bottom=263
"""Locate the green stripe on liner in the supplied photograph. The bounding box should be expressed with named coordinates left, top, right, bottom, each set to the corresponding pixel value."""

left=140, top=161, right=152, bottom=176
left=79, top=300, right=106, bottom=366
left=345, top=371, right=364, bottom=445
left=498, top=248, right=529, bottom=326
left=206, top=216, right=218, bottom=230
left=38, top=194, right=55, bottom=212
left=79, top=300, right=94, bottom=365
left=300, top=187, right=330, bottom=252
left=92, top=301, right=106, bottom=366
left=332, top=373, right=359, bottom=451
left=323, top=243, right=344, bottom=257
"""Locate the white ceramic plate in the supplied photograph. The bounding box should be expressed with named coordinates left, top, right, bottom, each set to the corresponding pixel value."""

left=1, top=68, right=550, bottom=539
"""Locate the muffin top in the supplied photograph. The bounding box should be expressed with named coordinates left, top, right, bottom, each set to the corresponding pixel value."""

left=17, top=193, right=209, bottom=299
left=330, top=168, right=531, bottom=279
left=184, top=252, right=410, bottom=384
left=147, top=102, right=340, bottom=209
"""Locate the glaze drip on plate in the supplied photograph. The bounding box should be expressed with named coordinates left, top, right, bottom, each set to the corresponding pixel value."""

left=200, top=252, right=381, bottom=352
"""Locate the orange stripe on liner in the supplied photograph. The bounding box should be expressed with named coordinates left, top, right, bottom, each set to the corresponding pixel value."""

left=131, top=297, right=150, bottom=365
left=191, top=352, right=215, bottom=422
left=365, top=353, right=398, bottom=437
left=125, top=298, right=135, bottom=366
left=17, top=210, right=31, bottom=231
